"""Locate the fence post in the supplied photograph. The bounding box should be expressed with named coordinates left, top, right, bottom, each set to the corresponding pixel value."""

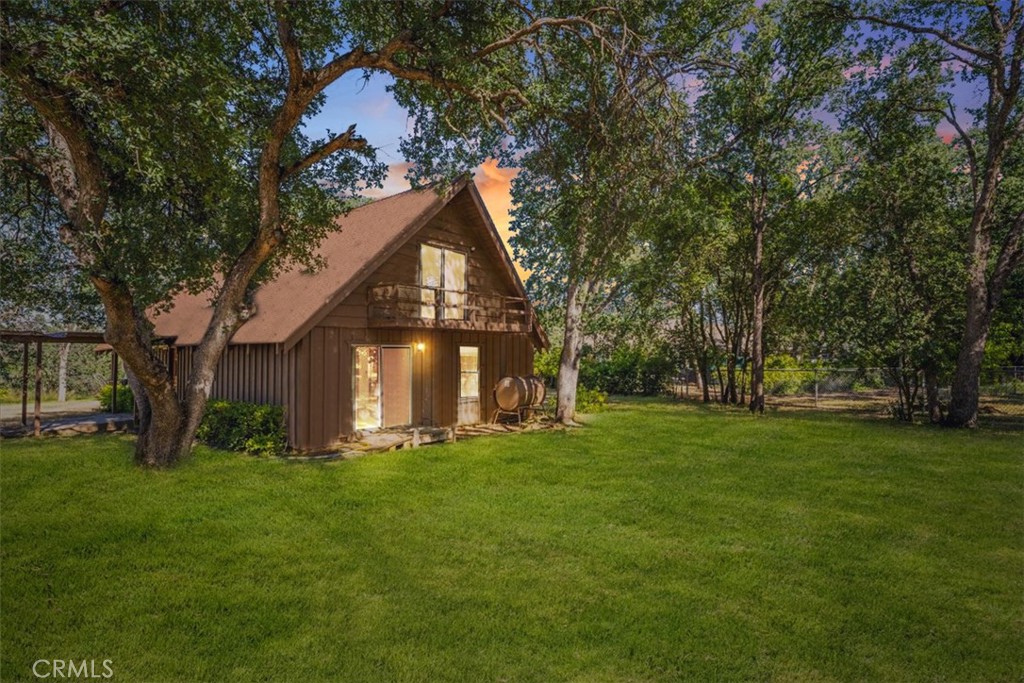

left=21, top=342, right=29, bottom=427
left=33, top=341, right=43, bottom=437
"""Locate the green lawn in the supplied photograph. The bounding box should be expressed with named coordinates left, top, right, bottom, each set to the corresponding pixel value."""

left=2, top=401, right=1021, bottom=682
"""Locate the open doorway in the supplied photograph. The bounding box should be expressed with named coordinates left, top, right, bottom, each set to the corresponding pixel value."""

left=353, top=345, right=412, bottom=430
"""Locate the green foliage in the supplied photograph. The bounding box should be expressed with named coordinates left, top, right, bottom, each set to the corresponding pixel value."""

left=762, top=355, right=812, bottom=395
left=97, top=383, right=134, bottom=413
left=851, top=370, right=887, bottom=392
left=1, top=343, right=110, bottom=397
left=196, top=400, right=286, bottom=458
left=574, top=387, right=608, bottom=414
left=581, top=346, right=676, bottom=396
left=539, top=345, right=677, bottom=397
left=533, top=348, right=560, bottom=386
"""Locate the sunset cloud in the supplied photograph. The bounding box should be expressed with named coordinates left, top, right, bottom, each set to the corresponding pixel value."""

left=473, top=159, right=528, bottom=282
left=361, top=162, right=414, bottom=198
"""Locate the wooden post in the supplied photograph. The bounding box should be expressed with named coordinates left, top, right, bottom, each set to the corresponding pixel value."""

left=33, top=341, right=42, bottom=437
left=167, top=346, right=177, bottom=391
left=110, top=352, right=118, bottom=413
left=21, top=342, right=29, bottom=426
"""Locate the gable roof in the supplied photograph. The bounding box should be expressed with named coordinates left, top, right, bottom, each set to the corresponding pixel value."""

left=151, top=178, right=547, bottom=350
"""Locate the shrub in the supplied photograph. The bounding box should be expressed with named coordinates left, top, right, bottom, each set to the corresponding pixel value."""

left=576, top=387, right=608, bottom=413
left=97, top=383, right=134, bottom=412
left=533, top=347, right=560, bottom=385
left=196, top=400, right=287, bottom=457
left=852, top=369, right=887, bottom=392
left=581, top=346, right=676, bottom=396
left=762, top=354, right=815, bottom=395
left=983, top=377, right=1024, bottom=397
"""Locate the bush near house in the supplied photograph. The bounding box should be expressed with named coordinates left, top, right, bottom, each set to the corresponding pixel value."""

left=196, top=400, right=287, bottom=457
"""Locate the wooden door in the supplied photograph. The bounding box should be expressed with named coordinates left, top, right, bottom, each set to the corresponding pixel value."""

left=381, top=346, right=412, bottom=428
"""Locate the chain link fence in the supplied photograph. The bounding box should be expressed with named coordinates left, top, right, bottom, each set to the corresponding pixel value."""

left=670, top=366, right=1024, bottom=426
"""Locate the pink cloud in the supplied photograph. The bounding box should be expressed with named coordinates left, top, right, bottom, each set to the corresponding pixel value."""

left=472, top=160, right=527, bottom=280
left=843, top=54, right=893, bottom=79
left=360, top=162, right=414, bottom=198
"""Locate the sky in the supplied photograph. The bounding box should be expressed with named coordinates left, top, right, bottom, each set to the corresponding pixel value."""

left=305, top=71, right=523, bottom=273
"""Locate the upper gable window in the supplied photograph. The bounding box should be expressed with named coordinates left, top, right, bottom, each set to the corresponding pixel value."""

left=419, top=244, right=467, bottom=319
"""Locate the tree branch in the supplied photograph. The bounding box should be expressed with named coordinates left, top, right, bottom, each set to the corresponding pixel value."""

left=846, top=10, right=998, bottom=63
left=471, top=8, right=620, bottom=59
left=281, top=124, right=367, bottom=180
left=988, top=210, right=1024, bottom=310
left=274, top=0, right=304, bottom=89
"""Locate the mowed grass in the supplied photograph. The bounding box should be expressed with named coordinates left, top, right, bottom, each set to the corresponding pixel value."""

left=1, top=401, right=1022, bottom=682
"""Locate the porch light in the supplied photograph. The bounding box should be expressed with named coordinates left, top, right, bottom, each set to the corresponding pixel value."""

left=415, top=342, right=425, bottom=352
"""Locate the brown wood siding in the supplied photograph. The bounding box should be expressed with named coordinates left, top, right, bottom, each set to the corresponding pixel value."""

left=164, top=329, right=533, bottom=453
left=323, top=194, right=521, bottom=330
left=289, top=324, right=533, bottom=450
left=163, top=345, right=284, bottom=406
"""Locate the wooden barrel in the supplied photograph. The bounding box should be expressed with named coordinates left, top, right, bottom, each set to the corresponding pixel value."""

left=494, top=376, right=535, bottom=411
left=526, top=375, right=546, bottom=406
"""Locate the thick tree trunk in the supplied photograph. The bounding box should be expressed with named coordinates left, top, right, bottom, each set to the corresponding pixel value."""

left=699, top=356, right=711, bottom=403
left=749, top=189, right=766, bottom=415
left=556, top=278, right=588, bottom=425
left=946, top=147, right=1023, bottom=426
left=924, top=362, right=942, bottom=424
left=135, top=390, right=186, bottom=466
left=946, top=300, right=991, bottom=427
left=57, top=342, right=69, bottom=402
left=93, top=278, right=192, bottom=465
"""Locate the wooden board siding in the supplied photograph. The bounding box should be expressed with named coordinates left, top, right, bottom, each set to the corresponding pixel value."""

left=288, top=325, right=533, bottom=451
left=163, top=343, right=301, bottom=446
left=166, top=344, right=286, bottom=406
left=164, top=329, right=534, bottom=453
left=323, top=191, right=520, bottom=330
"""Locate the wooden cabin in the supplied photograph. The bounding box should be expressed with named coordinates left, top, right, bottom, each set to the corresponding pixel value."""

left=151, top=178, right=547, bottom=451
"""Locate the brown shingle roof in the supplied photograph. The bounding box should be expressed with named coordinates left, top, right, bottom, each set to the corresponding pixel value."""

left=151, top=183, right=452, bottom=346
left=150, top=178, right=547, bottom=349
